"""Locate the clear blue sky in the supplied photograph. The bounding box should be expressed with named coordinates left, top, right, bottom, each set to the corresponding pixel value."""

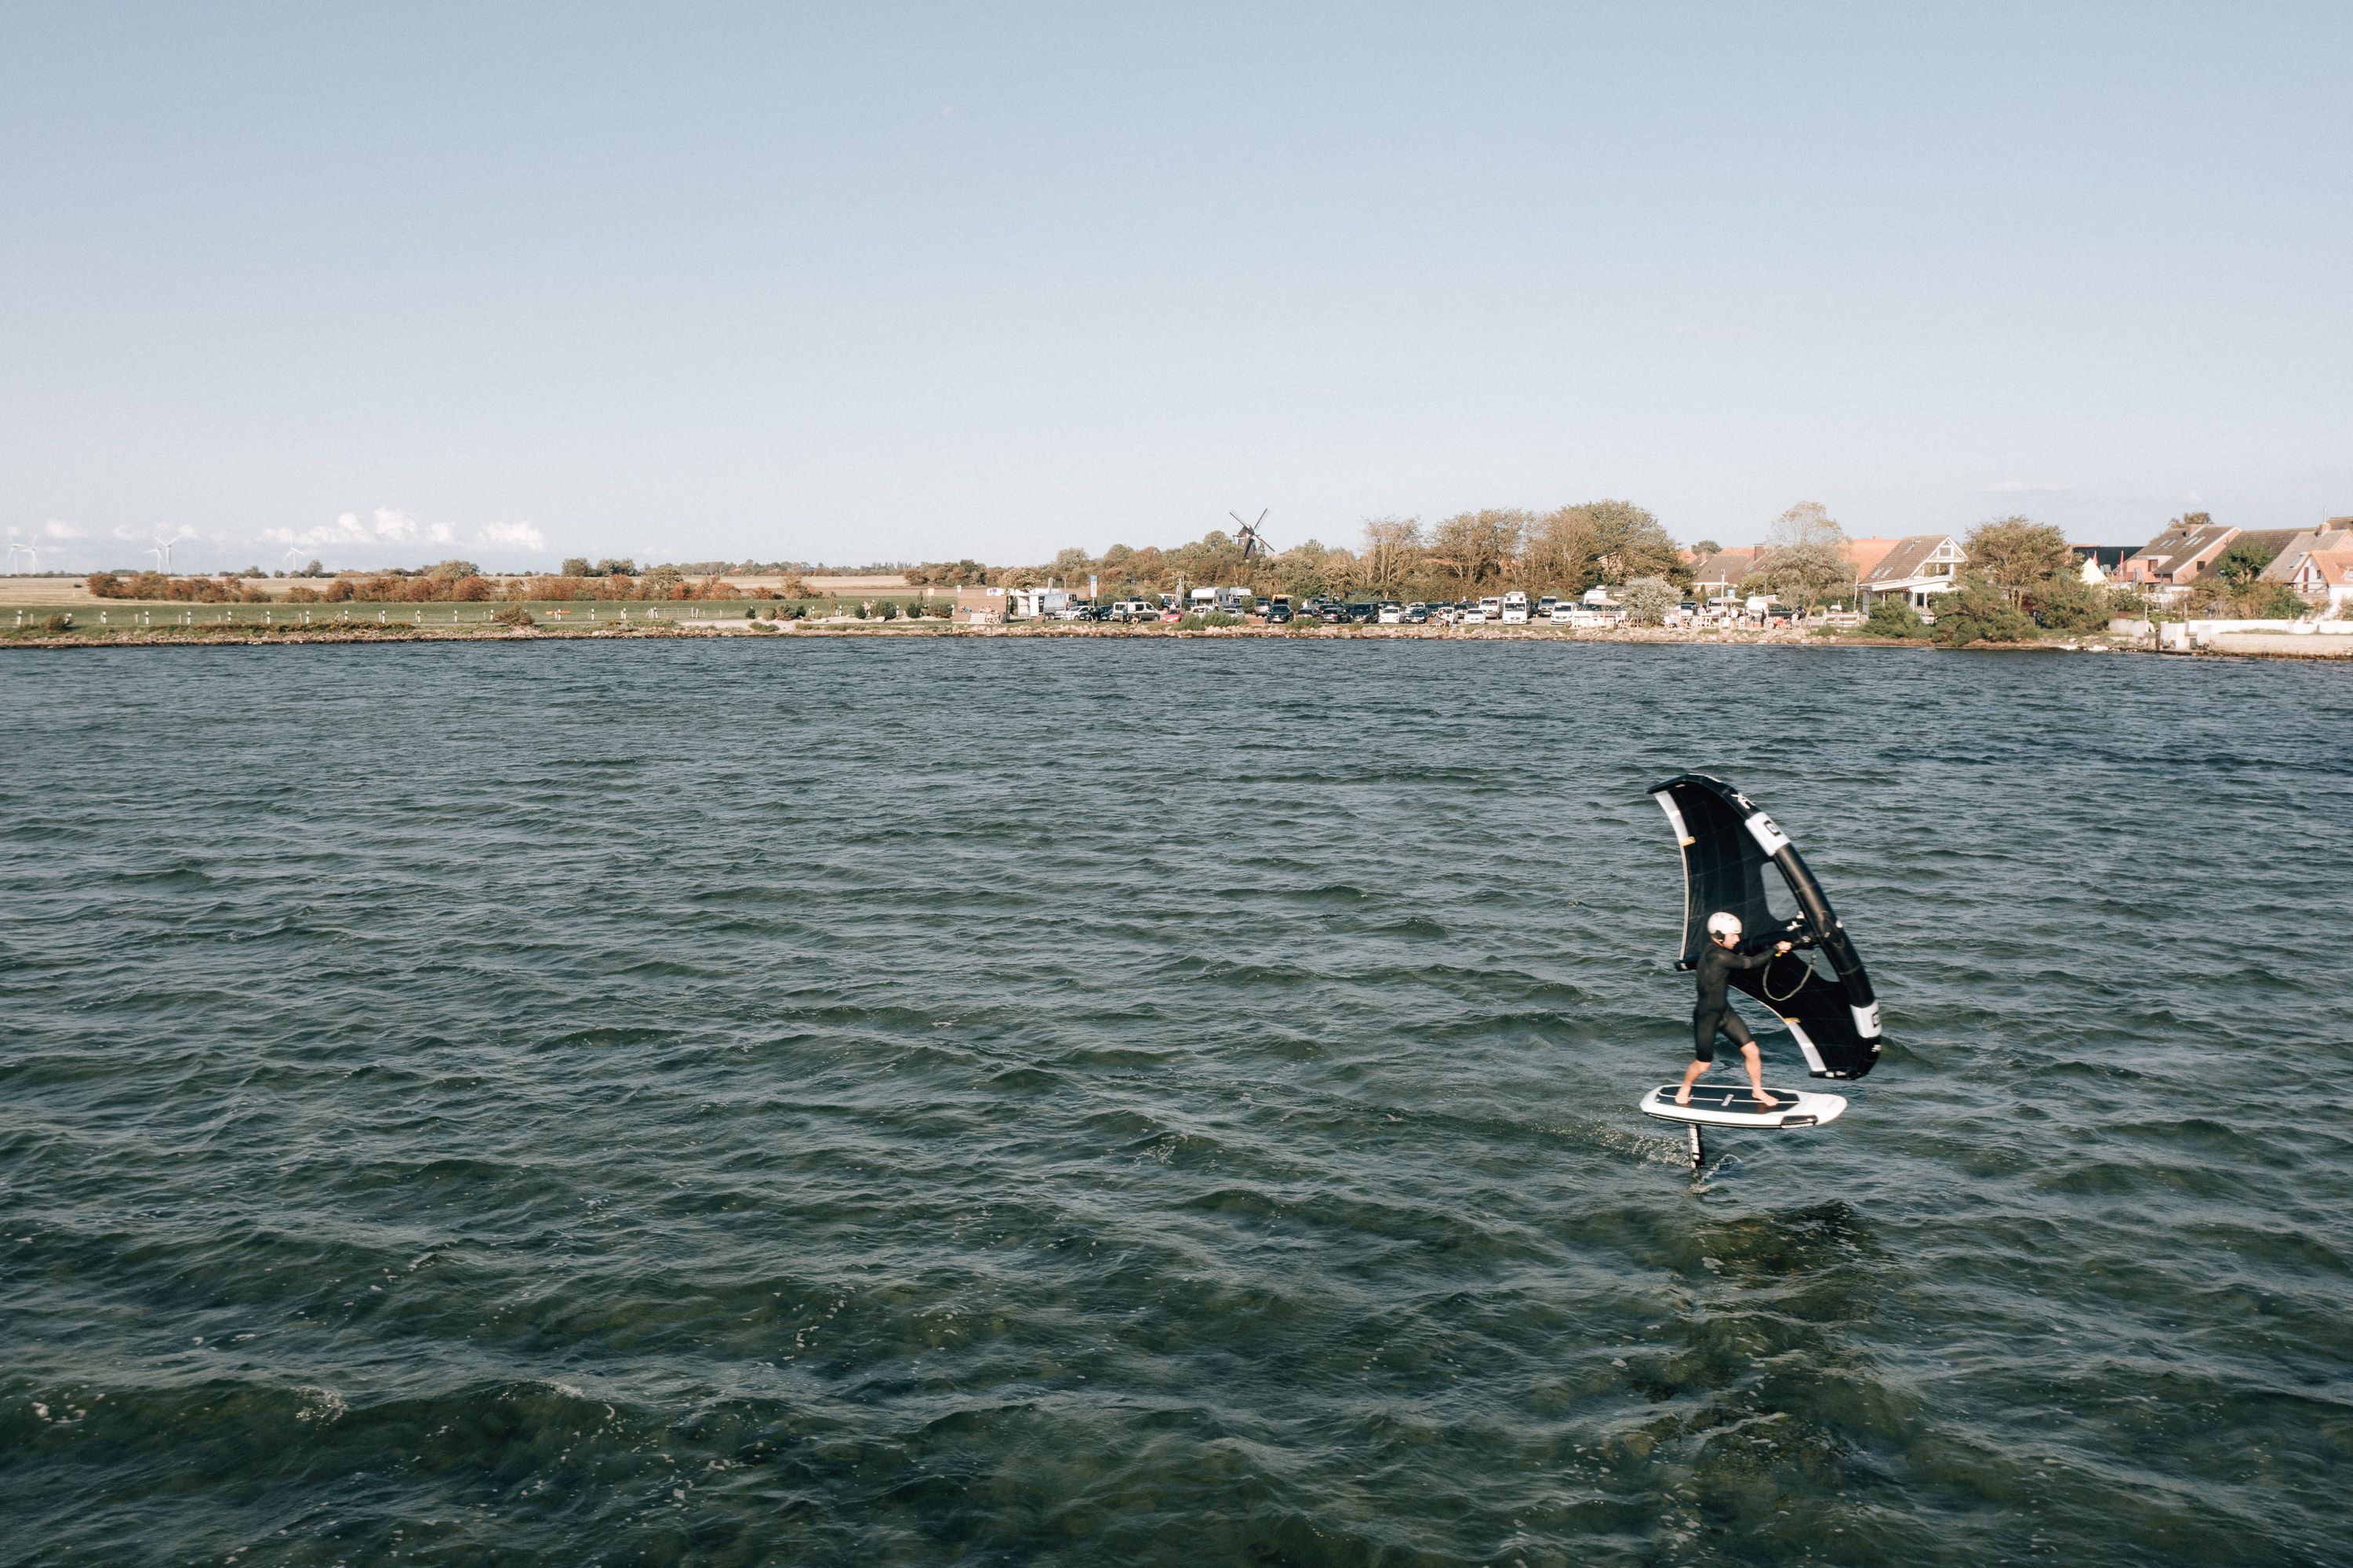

left=4, top=3, right=2348, bottom=572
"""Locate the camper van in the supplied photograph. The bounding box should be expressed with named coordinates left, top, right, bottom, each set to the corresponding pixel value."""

left=1007, top=587, right=1071, bottom=620
left=1500, top=591, right=1530, bottom=624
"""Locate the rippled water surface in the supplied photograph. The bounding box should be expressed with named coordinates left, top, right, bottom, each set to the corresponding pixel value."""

left=5, top=639, right=2351, bottom=1567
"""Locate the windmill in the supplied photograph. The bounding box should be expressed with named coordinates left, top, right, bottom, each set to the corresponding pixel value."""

left=149, top=528, right=191, bottom=573
left=1231, top=510, right=1274, bottom=562
left=5, top=540, right=35, bottom=573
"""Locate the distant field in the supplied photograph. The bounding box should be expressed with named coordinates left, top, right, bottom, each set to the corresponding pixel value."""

left=0, top=578, right=96, bottom=604
left=0, top=572, right=920, bottom=607
left=3, top=598, right=940, bottom=633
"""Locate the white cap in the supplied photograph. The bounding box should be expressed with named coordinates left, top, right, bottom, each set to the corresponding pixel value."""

left=1706, top=911, right=1744, bottom=937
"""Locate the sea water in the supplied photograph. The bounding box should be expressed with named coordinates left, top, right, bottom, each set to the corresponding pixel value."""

left=3, top=638, right=2348, bottom=1566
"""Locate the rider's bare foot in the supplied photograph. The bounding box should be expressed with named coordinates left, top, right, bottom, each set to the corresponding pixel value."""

left=1754, top=1090, right=1779, bottom=1109
left=1675, top=1086, right=1692, bottom=1105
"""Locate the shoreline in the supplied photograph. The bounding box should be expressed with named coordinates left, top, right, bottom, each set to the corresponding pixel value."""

left=5, top=618, right=2344, bottom=657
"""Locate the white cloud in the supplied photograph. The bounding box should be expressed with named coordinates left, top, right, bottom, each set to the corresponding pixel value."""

left=248, top=507, right=548, bottom=564
left=474, top=520, right=545, bottom=552
left=1981, top=481, right=2074, bottom=495
left=42, top=518, right=86, bottom=540
left=262, top=507, right=429, bottom=549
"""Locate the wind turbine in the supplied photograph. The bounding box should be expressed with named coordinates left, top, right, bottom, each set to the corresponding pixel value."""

left=5, top=540, right=35, bottom=573
left=150, top=528, right=191, bottom=573
left=1231, top=510, right=1273, bottom=562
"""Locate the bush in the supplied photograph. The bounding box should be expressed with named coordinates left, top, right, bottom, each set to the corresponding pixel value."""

left=1861, top=599, right=1928, bottom=638
left=1177, top=612, right=1242, bottom=629
left=879, top=600, right=900, bottom=620
left=2187, top=578, right=2305, bottom=620
left=42, top=613, right=71, bottom=633
left=1930, top=579, right=2037, bottom=646
left=2020, top=573, right=2114, bottom=634
left=1619, top=575, right=1681, bottom=626
left=491, top=605, right=535, bottom=628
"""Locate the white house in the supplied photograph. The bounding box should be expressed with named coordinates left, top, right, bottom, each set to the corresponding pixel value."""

left=2260, top=524, right=2353, bottom=588
left=1856, top=534, right=1967, bottom=609
left=2289, top=550, right=2353, bottom=616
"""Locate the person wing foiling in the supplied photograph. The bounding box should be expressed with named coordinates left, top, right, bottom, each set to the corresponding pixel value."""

left=1648, top=773, right=1883, bottom=1081
left=1679, top=911, right=1791, bottom=1107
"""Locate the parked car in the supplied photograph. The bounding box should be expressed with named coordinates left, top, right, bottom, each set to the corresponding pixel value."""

left=1547, top=604, right=1576, bottom=624
left=1402, top=602, right=1430, bottom=624
left=1377, top=602, right=1403, bottom=624
left=1266, top=604, right=1293, bottom=624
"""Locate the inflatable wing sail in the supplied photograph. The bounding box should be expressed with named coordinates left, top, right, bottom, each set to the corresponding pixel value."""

left=1650, top=773, right=1882, bottom=1080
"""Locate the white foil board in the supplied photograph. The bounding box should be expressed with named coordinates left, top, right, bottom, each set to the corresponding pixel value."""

left=1639, top=1082, right=1847, bottom=1130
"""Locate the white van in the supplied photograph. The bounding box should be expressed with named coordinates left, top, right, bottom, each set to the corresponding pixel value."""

left=1501, top=591, right=1530, bottom=624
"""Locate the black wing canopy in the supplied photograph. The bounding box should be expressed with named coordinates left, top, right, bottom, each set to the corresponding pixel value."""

left=1650, top=773, right=1882, bottom=1080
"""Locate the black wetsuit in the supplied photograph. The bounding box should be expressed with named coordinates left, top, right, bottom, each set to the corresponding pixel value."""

left=1691, top=940, right=1774, bottom=1061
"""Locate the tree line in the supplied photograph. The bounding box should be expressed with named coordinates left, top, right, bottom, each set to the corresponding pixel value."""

left=907, top=500, right=1692, bottom=602
left=86, top=566, right=805, bottom=604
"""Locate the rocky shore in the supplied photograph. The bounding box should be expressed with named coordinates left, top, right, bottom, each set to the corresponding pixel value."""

left=0, top=617, right=2282, bottom=654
